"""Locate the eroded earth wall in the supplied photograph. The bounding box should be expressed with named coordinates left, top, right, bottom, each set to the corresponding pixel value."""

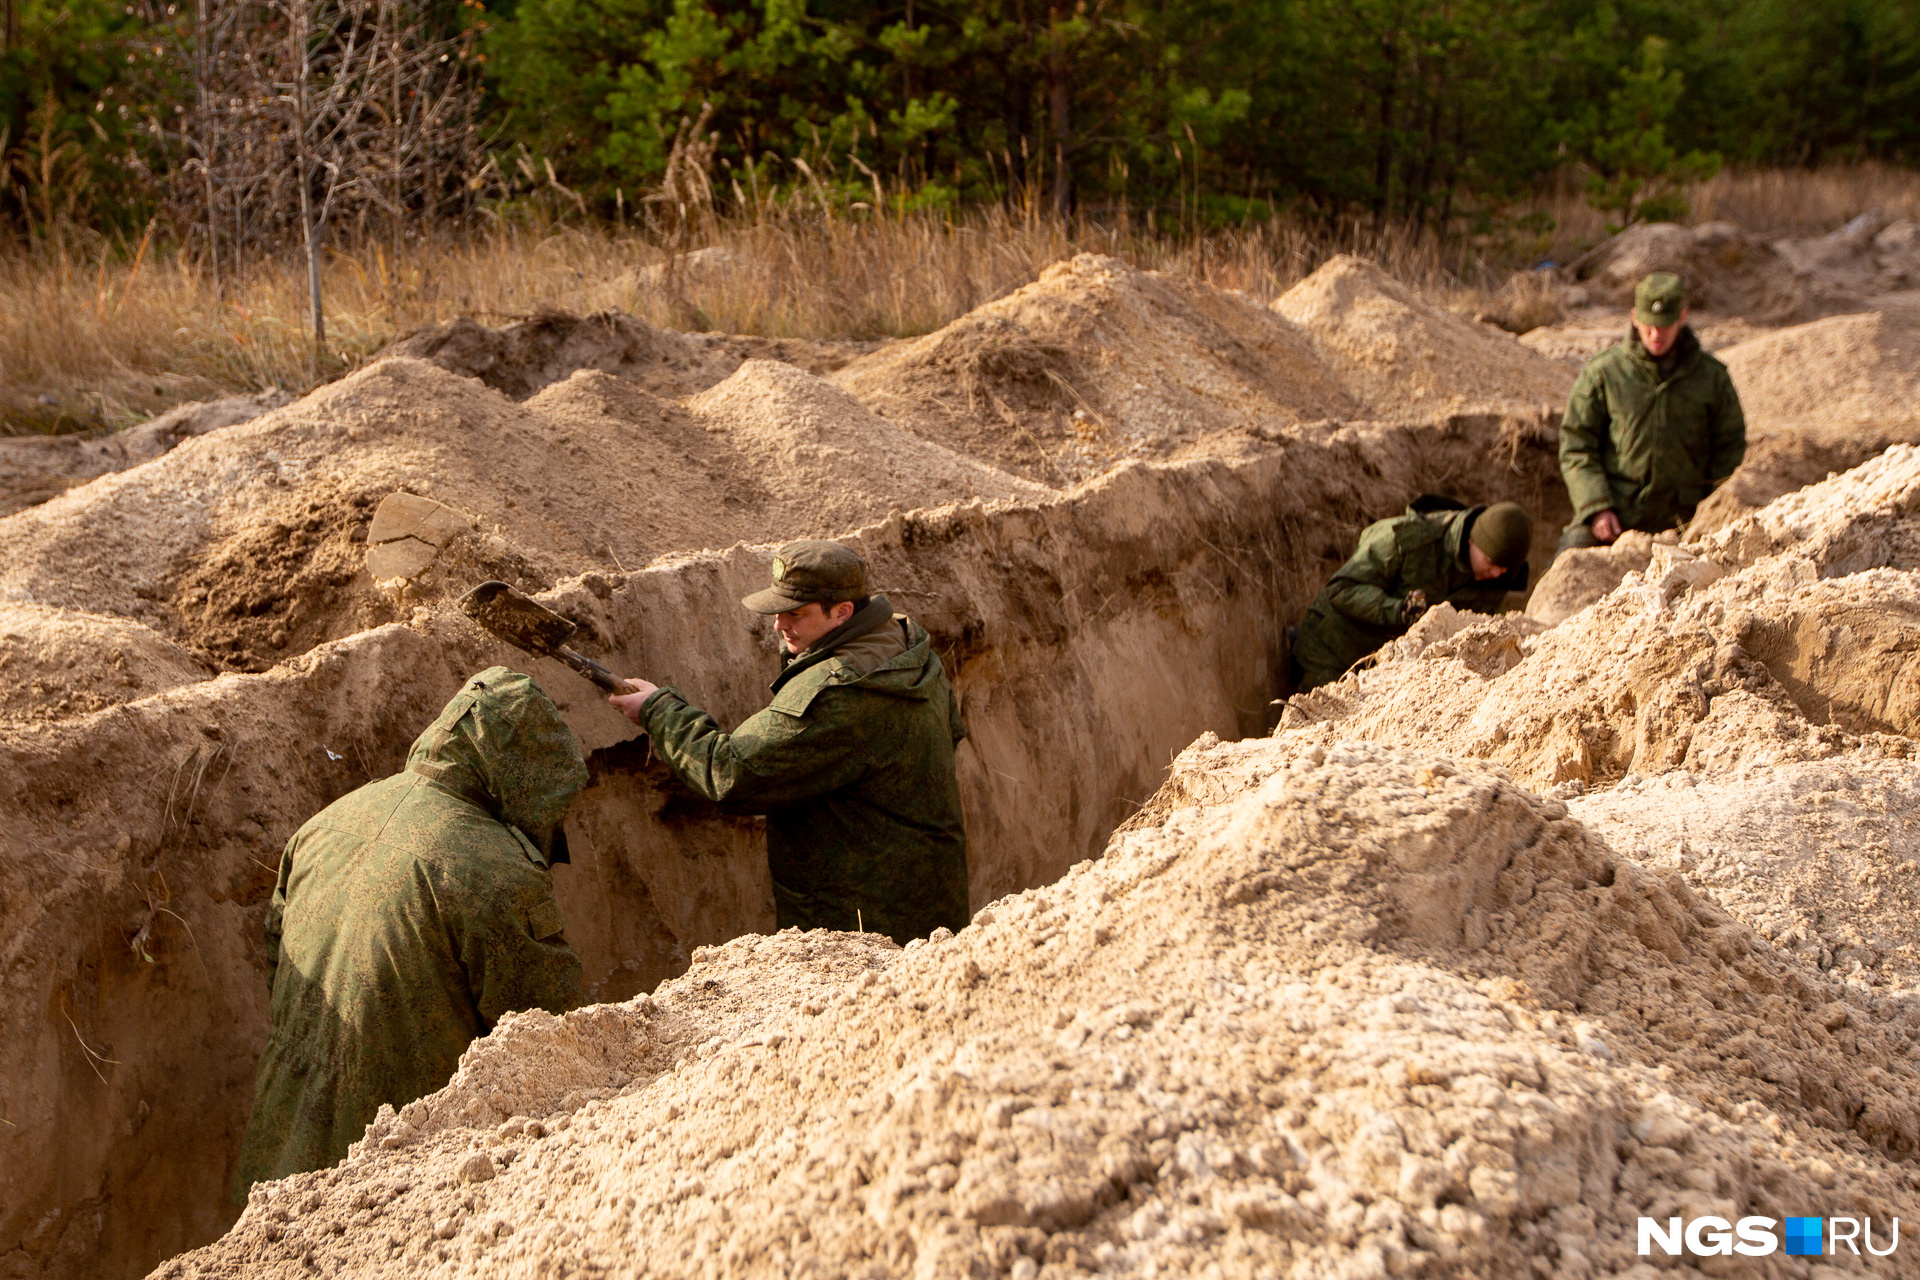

left=0, top=415, right=1568, bottom=1280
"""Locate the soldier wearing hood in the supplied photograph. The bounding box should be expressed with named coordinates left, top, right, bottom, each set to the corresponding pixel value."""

left=608, top=540, right=970, bottom=945
left=234, top=667, right=588, bottom=1196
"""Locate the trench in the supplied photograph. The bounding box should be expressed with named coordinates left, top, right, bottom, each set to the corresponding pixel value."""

left=0, top=413, right=1569, bottom=1280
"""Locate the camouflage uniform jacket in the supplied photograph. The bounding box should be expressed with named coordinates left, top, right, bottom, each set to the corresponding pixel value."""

left=639, top=600, right=970, bottom=944
left=1559, top=327, right=1747, bottom=530
left=234, top=668, right=587, bottom=1197
left=1293, top=504, right=1527, bottom=692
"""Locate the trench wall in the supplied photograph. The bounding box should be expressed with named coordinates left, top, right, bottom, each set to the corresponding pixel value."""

left=0, top=416, right=1569, bottom=1280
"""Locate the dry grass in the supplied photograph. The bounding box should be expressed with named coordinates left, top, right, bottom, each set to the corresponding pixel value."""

left=6, top=164, right=1918, bottom=434
left=1518, top=162, right=1920, bottom=263
left=0, top=205, right=1468, bottom=433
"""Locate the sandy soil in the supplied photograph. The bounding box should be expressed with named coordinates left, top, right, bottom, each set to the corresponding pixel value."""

left=5, top=233, right=1920, bottom=1280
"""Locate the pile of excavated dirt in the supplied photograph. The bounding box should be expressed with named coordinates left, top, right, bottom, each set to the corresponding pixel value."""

left=832, top=253, right=1358, bottom=484
left=385, top=309, right=877, bottom=402
left=1569, top=759, right=1920, bottom=990
left=1773, top=210, right=1920, bottom=297
left=0, top=356, right=1043, bottom=677
left=1568, top=220, right=1833, bottom=322
left=0, top=604, right=213, bottom=722
left=160, top=740, right=1920, bottom=1279
left=1689, top=419, right=1920, bottom=537
left=1274, top=256, right=1573, bottom=419
left=0, top=392, right=289, bottom=518
left=687, top=359, right=1051, bottom=535
left=1717, top=308, right=1920, bottom=432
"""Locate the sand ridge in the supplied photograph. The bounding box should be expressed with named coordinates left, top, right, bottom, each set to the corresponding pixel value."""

left=158, top=741, right=1920, bottom=1278
left=1275, top=255, right=1575, bottom=420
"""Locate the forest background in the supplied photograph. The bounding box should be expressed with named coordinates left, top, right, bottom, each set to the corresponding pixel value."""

left=7, top=0, right=1919, bottom=242
left=3, top=0, right=1919, bottom=428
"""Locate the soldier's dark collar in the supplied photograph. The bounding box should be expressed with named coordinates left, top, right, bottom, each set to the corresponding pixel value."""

left=770, top=594, right=897, bottom=694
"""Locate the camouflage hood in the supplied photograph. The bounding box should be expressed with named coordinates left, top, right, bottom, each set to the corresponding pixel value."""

left=403, top=666, right=588, bottom=864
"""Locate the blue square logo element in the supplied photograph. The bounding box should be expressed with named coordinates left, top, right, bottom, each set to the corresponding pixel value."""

left=1785, top=1218, right=1824, bottom=1256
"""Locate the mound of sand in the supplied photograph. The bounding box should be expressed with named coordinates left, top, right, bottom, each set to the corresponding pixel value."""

left=1773, top=210, right=1920, bottom=298
left=0, top=356, right=1051, bottom=677
left=688, top=360, right=1051, bottom=534
left=1275, top=256, right=1573, bottom=419
left=1718, top=309, right=1920, bottom=432
left=0, top=392, right=289, bottom=519
left=387, top=310, right=881, bottom=403
left=1571, top=758, right=1920, bottom=988
left=1571, top=220, right=1829, bottom=322
left=161, top=740, right=1920, bottom=1279
left=0, top=604, right=212, bottom=722
left=833, top=253, right=1358, bottom=484
left=385, top=311, right=738, bottom=401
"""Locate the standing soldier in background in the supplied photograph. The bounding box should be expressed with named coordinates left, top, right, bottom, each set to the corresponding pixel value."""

left=607, top=540, right=969, bottom=945
left=235, top=667, right=587, bottom=1196
left=1292, top=499, right=1532, bottom=692
left=1558, top=272, right=1746, bottom=551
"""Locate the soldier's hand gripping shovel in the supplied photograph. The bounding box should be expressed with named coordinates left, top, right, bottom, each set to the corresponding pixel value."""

left=457, top=581, right=626, bottom=693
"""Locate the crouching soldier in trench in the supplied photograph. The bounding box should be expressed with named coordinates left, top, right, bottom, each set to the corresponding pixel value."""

left=234, top=667, right=588, bottom=1197
left=1291, top=500, right=1533, bottom=693
left=607, top=539, right=970, bottom=945
left=1557, top=271, right=1746, bottom=552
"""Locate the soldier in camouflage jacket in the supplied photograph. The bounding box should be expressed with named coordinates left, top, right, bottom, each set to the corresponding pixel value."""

left=234, top=667, right=587, bottom=1197
left=609, top=541, right=969, bottom=945
left=1558, top=272, right=1746, bottom=550
left=1292, top=500, right=1531, bottom=692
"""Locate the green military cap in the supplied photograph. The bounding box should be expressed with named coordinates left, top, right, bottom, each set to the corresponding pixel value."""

left=1469, top=502, right=1532, bottom=570
left=1634, top=272, right=1687, bottom=327
left=741, top=539, right=870, bottom=613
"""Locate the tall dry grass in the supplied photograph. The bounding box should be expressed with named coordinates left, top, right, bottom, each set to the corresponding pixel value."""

left=6, top=163, right=1918, bottom=434
left=1518, top=161, right=1920, bottom=262
left=0, top=205, right=1467, bottom=433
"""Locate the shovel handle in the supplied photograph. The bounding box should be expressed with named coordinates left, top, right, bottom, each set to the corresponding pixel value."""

left=556, top=645, right=625, bottom=694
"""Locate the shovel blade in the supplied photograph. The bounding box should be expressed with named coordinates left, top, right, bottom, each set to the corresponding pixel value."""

left=456, top=581, right=578, bottom=657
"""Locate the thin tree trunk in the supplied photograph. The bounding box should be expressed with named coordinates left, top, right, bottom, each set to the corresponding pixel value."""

left=1047, top=4, right=1071, bottom=215
left=291, top=0, right=324, bottom=363
left=387, top=0, right=400, bottom=286
left=196, top=0, right=220, bottom=296
left=1372, top=35, right=1399, bottom=230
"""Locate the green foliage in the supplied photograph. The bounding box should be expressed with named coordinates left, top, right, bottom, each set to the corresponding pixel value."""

left=13, top=0, right=1920, bottom=243
left=0, top=0, right=181, bottom=237
left=1576, top=36, right=1722, bottom=226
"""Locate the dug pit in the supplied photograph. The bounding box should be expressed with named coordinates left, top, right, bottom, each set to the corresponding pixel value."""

left=0, top=408, right=1568, bottom=1280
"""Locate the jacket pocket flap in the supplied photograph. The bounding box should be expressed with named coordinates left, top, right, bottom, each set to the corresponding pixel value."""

left=527, top=898, right=566, bottom=940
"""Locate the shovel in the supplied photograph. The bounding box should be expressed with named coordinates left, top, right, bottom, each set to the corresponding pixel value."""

left=457, top=581, right=626, bottom=693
